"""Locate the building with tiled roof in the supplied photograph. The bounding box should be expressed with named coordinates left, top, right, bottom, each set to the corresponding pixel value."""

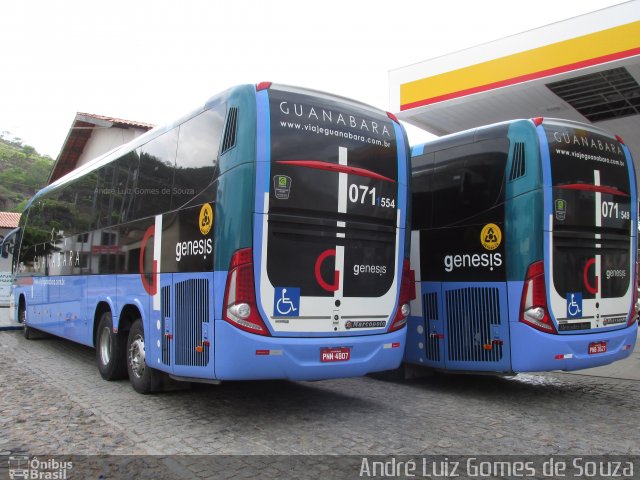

left=0, top=212, right=20, bottom=229
left=48, top=112, right=155, bottom=184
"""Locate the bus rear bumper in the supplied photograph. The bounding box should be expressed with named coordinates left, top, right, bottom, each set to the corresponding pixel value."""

left=214, top=320, right=406, bottom=381
left=510, top=322, right=638, bottom=372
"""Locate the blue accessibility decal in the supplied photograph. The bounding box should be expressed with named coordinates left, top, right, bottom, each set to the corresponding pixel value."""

left=274, top=287, right=300, bottom=317
left=566, top=292, right=583, bottom=318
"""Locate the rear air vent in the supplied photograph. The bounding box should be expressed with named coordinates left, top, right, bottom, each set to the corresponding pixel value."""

left=422, top=292, right=440, bottom=362
left=161, top=285, right=171, bottom=366
left=509, top=142, right=526, bottom=181
left=446, top=287, right=503, bottom=363
left=547, top=67, right=640, bottom=122
left=175, top=279, right=210, bottom=367
left=221, top=107, right=238, bottom=154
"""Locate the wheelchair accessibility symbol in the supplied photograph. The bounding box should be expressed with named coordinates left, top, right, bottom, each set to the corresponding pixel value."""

left=566, top=292, right=583, bottom=318
left=274, top=287, right=300, bottom=317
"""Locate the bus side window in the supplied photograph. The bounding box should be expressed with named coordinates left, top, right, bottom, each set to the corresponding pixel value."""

left=134, top=128, right=179, bottom=219
left=173, top=106, right=226, bottom=209
left=115, top=152, right=140, bottom=224
left=411, top=152, right=434, bottom=230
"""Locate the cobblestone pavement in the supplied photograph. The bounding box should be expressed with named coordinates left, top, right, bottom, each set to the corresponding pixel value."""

left=1, top=329, right=639, bottom=478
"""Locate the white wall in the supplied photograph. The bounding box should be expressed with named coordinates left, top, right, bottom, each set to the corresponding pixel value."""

left=0, top=226, right=15, bottom=306
left=76, top=127, right=147, bottom=168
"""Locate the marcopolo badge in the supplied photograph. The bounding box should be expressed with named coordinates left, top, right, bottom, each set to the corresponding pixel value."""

left=273, top=175, right=292, bottom=200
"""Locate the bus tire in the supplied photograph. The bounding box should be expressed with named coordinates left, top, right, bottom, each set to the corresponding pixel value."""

left=19, top=300, right=33, bottom=339
left=96, top=311, right=128, bottom=381
left=126, top=318, right=162, bottom=394
left=23, top=325, right=33, bottom=340
left=18, top=298, right=26, bottom=324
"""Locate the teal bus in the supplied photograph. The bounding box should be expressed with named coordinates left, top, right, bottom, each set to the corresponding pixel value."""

left=5, top=83, right=413, bottom=393
left=406, top=118, right=637, bottom=373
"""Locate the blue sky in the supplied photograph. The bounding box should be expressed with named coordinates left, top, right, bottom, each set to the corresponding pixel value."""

left=0, top=0, right=623, bottom=157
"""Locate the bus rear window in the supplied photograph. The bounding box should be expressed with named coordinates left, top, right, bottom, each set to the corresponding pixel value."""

left=544, top=124, right=630, bottom=194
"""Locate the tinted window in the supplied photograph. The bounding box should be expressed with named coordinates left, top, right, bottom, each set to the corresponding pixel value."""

left=544, top=123, right=629, bottom=193
left=173, top=107, right=225, bottom=209
left=411, top=152, right=434, bottom=230
left=114, top=152, right=140, bottom=223
left=133, top=128, right=178, bottom=218
left=431, top=139, right=508, bottom=228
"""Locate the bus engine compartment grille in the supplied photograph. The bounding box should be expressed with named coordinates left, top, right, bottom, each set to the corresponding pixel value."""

left=423, top=292, right=440, bottom=362
left=445, top=287, right=503, bottom=363
left=175, top=279, right=210, bottom=367
left=161, top=285, right=171, bottom=366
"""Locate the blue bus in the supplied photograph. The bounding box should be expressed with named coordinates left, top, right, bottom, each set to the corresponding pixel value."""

left=5, top=83, right=413, bottom=393
left=406, top=118, right=638, bottom=374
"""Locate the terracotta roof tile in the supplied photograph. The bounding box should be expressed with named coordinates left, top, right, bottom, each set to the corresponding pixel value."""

left=0, top=212, right=21, bottom=229
left=76, top=112, right=156, bottom=130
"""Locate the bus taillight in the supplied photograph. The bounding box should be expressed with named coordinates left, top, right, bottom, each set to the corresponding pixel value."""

left=389, top=259, right=415, bottom=332
left=519, top=261, right=557, bottom=334
left=223, top=248, right=270, bottom=336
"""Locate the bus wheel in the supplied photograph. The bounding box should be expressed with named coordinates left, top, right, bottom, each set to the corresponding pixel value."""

left=18, top=299, right=26, bottom=324
left=18, top=300, right=33, bottom=339
left=23, top=325, right=33, bottom=340
left=126, top=319, right=162, bottom=394
left=96, top=311, right=128, bottom=381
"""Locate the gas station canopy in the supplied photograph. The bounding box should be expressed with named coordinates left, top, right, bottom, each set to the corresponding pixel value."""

left=390, top=1, right=640, bottom=164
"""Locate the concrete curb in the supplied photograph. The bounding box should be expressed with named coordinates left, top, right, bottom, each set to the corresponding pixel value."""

left=0, top=325, right=22, bottom=331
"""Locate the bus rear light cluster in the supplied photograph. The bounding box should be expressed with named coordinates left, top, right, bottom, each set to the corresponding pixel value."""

left=389, top=259, right=415, bottom=332
left=520, top=261, right=558, bottom=334
left=223, top=248, right=270, bottom=336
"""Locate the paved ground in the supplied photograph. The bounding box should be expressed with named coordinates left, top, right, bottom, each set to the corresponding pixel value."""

left=1, top=322, right=639, bottom=478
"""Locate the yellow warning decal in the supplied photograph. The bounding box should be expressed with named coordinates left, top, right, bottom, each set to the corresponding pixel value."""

left=480, top=223, right=501, bottom=251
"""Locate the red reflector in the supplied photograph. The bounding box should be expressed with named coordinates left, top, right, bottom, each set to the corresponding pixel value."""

left=255, top=350, right=270, bottom=356
left=256, top=82, right=272, bottom=91
left=615, top=134, right=625, bottom=145
left=164, top=333, right=173, bottom=340
left=532, top=117, right=543, bottom=126
left=555, top=354, right=564, bottom=360
left=392, top=342, right=401, bottom=348
left=492, top=339, right=504, bottom=345
left=387, top=111, right=400, bottom=123
left=203, top=340, right=210, bottom=347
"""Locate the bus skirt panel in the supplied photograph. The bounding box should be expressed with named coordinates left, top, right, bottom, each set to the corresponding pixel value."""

left=510, top=321, right=637, bottom=372
left=213, top=320, right=405, bottom=381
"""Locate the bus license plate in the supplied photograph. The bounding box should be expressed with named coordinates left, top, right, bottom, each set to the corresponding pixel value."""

left=588, top=341, right=607, bottom=355
left=320, top=347, right=350, bottom=363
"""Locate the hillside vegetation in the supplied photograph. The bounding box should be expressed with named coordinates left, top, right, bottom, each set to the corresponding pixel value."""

left=0, top=133, right=54, bottom=212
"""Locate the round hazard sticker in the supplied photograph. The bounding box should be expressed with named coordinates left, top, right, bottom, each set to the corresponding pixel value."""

left=199, top=203, right=213, bottom=236
left=480, top=223, right=501, bottom=251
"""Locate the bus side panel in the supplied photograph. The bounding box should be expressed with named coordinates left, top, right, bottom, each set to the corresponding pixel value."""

left=87, top=275, right=117, bottom=343
left=56, top=275, right=87, bottom=344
